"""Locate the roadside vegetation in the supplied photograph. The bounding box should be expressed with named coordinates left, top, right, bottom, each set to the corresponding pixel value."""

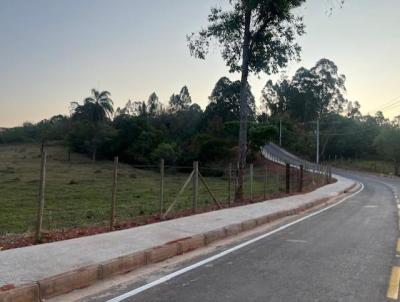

left=327, top=159, right=395, bottom=175
left=0, top=143, right=300, bottom=235
left=1, top=59, right=399, bottom=176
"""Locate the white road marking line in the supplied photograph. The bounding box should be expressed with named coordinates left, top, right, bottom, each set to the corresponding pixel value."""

left=364, top=205, right=378, bottom=208
left=286, top=239, right=307, bottom=243
left=106, top=183, right=364, bottom=302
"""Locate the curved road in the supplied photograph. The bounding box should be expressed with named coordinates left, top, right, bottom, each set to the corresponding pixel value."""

left=78, top=170, right=399, bottom=302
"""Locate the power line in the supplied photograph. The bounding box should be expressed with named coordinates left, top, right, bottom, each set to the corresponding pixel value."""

left=370, top=95, right=400, bottom=113
left=379, top=101, right=400, bottom=113
left=281, top=123, right=378, bottom=137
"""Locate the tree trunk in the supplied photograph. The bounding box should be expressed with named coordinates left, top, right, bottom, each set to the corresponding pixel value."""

left=235, top=6, right=252, bottom=201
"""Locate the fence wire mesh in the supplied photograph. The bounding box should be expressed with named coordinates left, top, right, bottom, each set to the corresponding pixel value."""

left=0, top=144, right=332, bottom=238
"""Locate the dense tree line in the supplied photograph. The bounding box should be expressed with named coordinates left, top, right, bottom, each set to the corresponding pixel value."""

left=0, top=78, right=274, bottom=166
left=262, top=59, right=400, bottom=173
left=1, top=58, right=399, bottom=174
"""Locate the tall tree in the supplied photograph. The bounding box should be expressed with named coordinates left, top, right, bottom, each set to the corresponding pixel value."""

left=205, top=77, right=255, bottom=124
left=169, top=86, right=192, bottom=112
left=188, top=0, right=305, bottom=200
left=71, top=89, right=114, bottom=161
left=261, top=78, right=292, bottom=117
left=264, top=59, right=348, bottom=122
left=374, top=111, right=389, bottom=126
left=72, top=90, right=113, bottom=123
left=347, top=101, right=362, bottom=120
left=147, top=92, right=160, bottom=116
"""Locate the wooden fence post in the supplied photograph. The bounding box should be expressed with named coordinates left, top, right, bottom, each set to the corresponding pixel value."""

left=35, top=152, right=47, bottom=243
left=234, top=162, right=239, bottom=201
left=298, top=165, right=304, bottom=192
left=192, top=161, right=199, bottom=213
left=285, top=163, right=290, bottom=194
left=159, top=158, right=164, bottom=215
left=312, top=165, right=315, bottom=185
left=263, top=165, right=267, bottom=199
left=228, top=163, right=232, bottom=204
left=250, top=163, right=254, bottom=201
left=276, top=165, right=281, bottom=192
left=110, top=156, right=118, bottom=230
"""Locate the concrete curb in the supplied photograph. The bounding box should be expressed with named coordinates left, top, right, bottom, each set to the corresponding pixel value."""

left=38, top=265, right=100, bottom=299
left=0, top=283, right=39, bottom=302
left=0, top=181, right=358, bottom=302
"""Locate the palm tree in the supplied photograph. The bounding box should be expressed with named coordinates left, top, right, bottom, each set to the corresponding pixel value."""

left=71, top=89, right=114, bottom=162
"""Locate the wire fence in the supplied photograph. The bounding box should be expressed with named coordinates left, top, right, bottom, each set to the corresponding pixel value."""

left=0, top=145, right=332, bottom=240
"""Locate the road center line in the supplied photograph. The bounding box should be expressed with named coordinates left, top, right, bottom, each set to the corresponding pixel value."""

left=106, top=182, right=364, bottom=302
left=286, top=239, right=307, bottom=243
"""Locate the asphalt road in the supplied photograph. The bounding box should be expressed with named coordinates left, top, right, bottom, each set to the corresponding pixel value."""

left=83, top=171, right=399, bottom=302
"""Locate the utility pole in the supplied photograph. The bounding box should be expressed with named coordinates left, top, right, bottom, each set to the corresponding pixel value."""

left=279, top=118, right=282, bottom=146
left=316, top=119, right=320, bottom=164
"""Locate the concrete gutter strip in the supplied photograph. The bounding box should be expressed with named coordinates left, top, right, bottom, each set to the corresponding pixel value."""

left=0, top=175, right=355, bottom=301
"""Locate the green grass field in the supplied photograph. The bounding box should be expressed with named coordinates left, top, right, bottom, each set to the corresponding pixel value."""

left=328, top=159, right=395, bottom=175
left=0, top=143, right=290, bottom=235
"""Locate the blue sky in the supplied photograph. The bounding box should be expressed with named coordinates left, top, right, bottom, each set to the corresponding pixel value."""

left=1, top=0, right=399, bottom=127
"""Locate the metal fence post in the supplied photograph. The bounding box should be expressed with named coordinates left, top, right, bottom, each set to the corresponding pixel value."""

left=285, top=163, right=290, bottom=194
left=159, top=158, right=164, bottom=215
left=35, top=152, right=47, bottom=243
left=110, top=156, right=118, bottom=230
left=192, top=161, right=199, bottom=212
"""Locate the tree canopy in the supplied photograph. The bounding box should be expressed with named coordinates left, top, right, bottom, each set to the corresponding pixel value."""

left=187, top=0, right=306, bottom=74
left=169, top=86, right=192, bottom=112
left=204, top=77, right=256, bottom=124
left=262, top=59, right=348, bottom=122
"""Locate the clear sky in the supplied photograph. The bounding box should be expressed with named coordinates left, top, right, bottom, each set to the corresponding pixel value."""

left=1, top=0, right=399, bottom=127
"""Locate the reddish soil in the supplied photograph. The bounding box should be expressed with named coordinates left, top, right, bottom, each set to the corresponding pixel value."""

left=0, top=160, right=332, bottom=251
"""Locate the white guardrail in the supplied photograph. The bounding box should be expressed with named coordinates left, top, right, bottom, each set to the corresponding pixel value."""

left=262, top=143, right=330, bottom=176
